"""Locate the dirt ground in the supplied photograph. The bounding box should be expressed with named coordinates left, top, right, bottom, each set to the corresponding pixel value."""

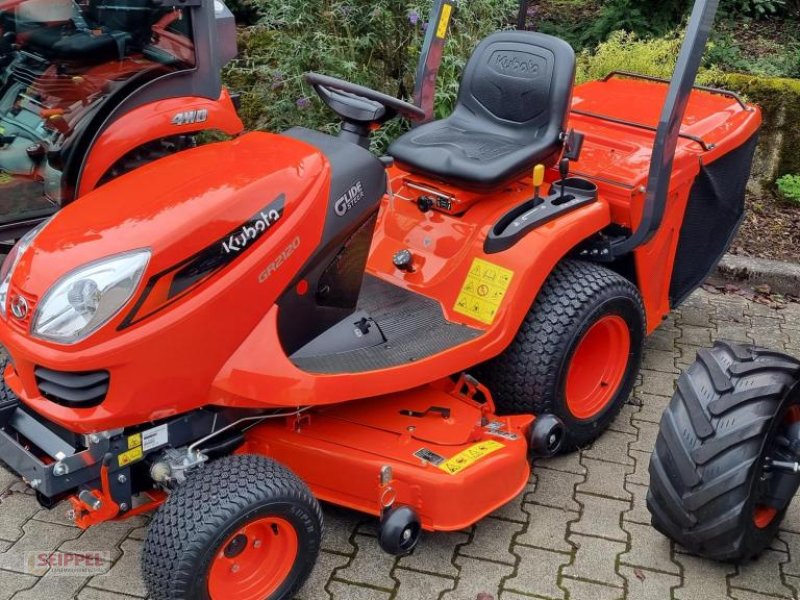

left=731, top=193, right=800, bottom=262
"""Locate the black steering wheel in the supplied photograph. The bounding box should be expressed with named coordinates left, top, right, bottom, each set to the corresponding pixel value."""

left=305, top=72, right=426, bottom=128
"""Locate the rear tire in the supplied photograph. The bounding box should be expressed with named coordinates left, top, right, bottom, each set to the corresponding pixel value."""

left=142, top=454, right=322, bottom=600
left=647, top=342, right=800, bottom=561
left=97, top=136, right=197, bottom=187
left=474, top=259, right=645, bottom=450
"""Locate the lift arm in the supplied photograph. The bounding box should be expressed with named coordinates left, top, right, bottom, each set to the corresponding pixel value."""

left=609, top=0, right=721, bottom=258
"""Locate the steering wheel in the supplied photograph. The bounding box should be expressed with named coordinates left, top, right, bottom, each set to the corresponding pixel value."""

left=305, top=72, right=426, bottom=127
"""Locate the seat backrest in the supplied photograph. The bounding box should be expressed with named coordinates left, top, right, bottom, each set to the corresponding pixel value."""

left=87, top=1, right=155, bottom=43
left=454, top=30, right=576, bottom=142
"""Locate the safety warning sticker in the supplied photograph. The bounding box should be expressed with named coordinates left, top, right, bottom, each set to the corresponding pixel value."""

left=439, top=440, right=505, bottom=476
left=454, top=258, right=514, bottom=325
left=118, top=446, right=143, bottom=467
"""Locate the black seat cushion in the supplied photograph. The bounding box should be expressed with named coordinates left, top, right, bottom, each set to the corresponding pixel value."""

left=388, top=31, right=576, bottom=188
left=23, top=26, right=128, bottom=61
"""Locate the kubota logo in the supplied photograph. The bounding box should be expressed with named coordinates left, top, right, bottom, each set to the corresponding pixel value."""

left=223, top=207, right=283, bottom=254
left=10, top=295, right=28, bottom=320
left=492, top=52, right=540, bottom=77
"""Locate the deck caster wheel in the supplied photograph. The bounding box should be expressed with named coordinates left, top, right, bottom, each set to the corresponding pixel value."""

left=648, top=342, right=800, bottom=562
left=142, top=455, right=322, bottom=600
left=529, top=414, right=565, bottom=457
left=475, top=260, right=645, bottom=451
left=379, top=506, right=421, bottom=556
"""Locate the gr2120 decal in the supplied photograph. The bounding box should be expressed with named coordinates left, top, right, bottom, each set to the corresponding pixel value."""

left=119, top=195, right=286, bottom=329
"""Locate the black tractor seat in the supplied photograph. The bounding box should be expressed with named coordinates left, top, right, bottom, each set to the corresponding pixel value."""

left=388, top=31, right=576, bottom=189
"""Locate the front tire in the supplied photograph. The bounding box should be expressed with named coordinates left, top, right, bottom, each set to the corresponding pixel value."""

left=142, top=454, right=323, bottom=600
left=647, top=342, right=800, bottom=561
left=475, top=259, right=645, bottom=450
left=0, top=355, right=17, bottom=405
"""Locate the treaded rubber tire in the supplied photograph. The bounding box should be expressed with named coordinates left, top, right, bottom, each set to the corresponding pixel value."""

left=474, top=259, right=645, bottom=450
left=647, top=341, right=800, bottom=562
left=0, top=354, right=16, bottom=404
left=142, top=454, right=323, bottom=600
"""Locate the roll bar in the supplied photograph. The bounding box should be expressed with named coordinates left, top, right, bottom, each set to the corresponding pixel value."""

left=412, top=0, right=456, bottom=121
left=608, top=0, right=722, bottom=257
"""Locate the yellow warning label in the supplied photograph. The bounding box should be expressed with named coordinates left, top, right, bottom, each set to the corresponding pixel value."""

left=454, top=258, right=514, bottom=325
left=127, top=433, right=142, bottom=450
left=436, top=3, right=452, bottom=39
left=439, top=440, right=505, bottom=476
left=118, top=446, right=143, bottom=467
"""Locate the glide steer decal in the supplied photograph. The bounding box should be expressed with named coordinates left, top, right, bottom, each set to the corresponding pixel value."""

left=120, top=195, right=286, bottom=329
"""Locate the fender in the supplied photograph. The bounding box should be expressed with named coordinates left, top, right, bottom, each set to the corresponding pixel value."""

left=77, top=89, right=244, bottom=196
left=210, top=175, right=614, bottom=409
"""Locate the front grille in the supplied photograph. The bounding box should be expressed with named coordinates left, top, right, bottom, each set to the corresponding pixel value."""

left=34, top=367, right=109, bottom=408
left=6, top=287, right=37, bottom=333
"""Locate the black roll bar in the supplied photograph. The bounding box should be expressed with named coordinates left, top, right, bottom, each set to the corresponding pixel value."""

left=608, top=0, right=721, bottom=258
left=517, top=0, right=530, bottom=30
left=413, top=0, right=456, bottom=122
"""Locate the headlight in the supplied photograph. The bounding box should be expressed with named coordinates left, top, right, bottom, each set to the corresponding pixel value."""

left=32, top=250, right=150, bottom=344
left=0, top=221, right=49, bottom=319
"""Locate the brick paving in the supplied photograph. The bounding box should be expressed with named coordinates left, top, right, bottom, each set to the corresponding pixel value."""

left=1, top=288, right=799, bottom=599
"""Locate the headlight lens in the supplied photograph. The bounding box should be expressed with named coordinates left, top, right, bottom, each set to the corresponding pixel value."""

left=0, top=221, right=49, bottom=319
left=32, top=250, right=150, bottom=344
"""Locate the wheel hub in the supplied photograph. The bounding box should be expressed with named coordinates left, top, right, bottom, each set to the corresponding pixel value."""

left=207, top=516, right=298, bottom=600
left=565, top=314, right=631, bottom=420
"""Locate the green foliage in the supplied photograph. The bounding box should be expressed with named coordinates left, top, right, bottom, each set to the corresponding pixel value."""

left=576, top=31, right=687, bottom=83
left=705, top=29, right=800, bottom=78
left=581, top=0, right=687, bottom=46
left=546, top=0, right=799, bottom=49
left=723, top=0, right=791, bottom=17
left=714, top=73, right=800, bottom=179
left=224, top=0, right=264, bottom=26
left=224, top=0, right=517, bottom=147
left=776, top=175, right=800, bottom=204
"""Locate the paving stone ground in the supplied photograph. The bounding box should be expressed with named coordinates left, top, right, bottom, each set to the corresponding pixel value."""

left=1, top=288, right=800, bottom=600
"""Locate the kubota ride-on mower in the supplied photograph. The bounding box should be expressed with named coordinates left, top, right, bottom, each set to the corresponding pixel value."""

left=0, top=0, right=242, bottom=245
left=0, top=0, right=764, bottom=597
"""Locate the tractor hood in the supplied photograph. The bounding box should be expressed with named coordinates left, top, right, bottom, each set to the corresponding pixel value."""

left=7, top=132, right=330, bottom=326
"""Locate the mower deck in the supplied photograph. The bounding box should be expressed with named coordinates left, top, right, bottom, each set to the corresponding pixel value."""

left=291, top=275, right=481, bottom=374
left=243, top=378, right=533, bottom=531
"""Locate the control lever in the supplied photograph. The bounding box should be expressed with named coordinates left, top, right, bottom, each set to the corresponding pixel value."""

left=558, top=158, right=570, bottom=201
left=532, top=164, right=545, bottom=203
left=563, top=129, right=585, bottom=162
left=558, top=129, right=585, bottom=201
left=399, top=406, right=452, bottom=420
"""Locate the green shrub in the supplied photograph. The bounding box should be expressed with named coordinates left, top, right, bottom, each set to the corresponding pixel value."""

left=777, top=175, right=800, bottom=204
left=224, top=0, right=517, bottom=147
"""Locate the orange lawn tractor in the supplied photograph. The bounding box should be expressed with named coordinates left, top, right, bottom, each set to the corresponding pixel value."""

left=0, top=0, right=764, bottom=597
left=0, top=0, right=243, bottom=246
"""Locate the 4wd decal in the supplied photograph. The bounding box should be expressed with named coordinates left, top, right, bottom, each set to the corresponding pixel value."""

left=334, top=181, right=365, bottom=217
left=172, top=109, right=209, bottom=126
left=120, top=195, right=286, bottom=329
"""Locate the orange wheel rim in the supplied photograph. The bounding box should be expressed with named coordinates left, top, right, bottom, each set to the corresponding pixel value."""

left=753, top=505, right=778, bottom=529
left=207, top=516, right=298, bottom=600
left=565, top=315, right=631, bottom=420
